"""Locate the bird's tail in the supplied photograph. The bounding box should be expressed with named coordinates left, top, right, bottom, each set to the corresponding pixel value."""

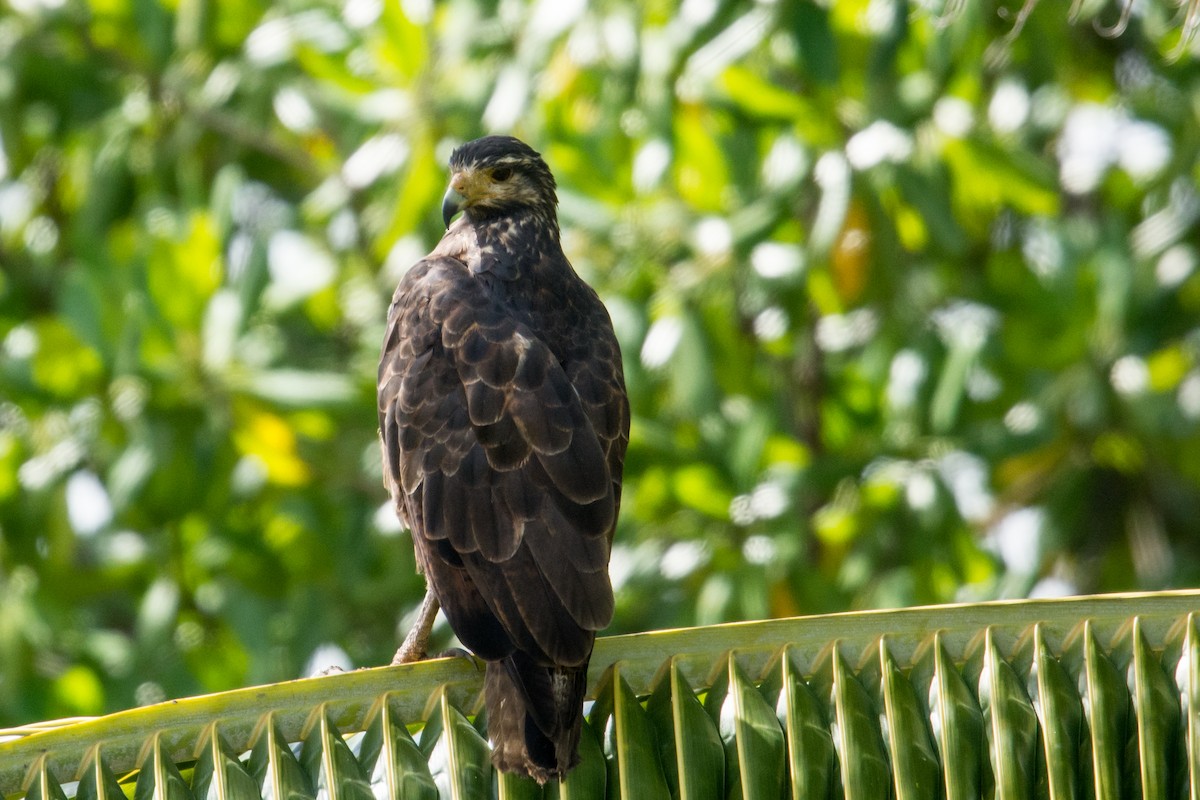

left=485, top=652, right=588, bottom=783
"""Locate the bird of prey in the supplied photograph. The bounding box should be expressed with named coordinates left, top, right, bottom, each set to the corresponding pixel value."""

left=377, top=135, right=629, bottom=782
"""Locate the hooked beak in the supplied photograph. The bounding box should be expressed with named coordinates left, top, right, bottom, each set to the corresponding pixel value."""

left=441, top=186, right=466, bottom=228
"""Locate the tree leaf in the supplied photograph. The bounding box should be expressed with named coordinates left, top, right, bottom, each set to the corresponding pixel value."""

left=1072, top=621, right=1130, bottom=800
left=829, top=648, right=890, bottom=799
left=922, top=633, right=983, bottom=800
left=1028, top=625, right=1083, bottom=800
left=300, top=708, right=375, bottom=800
left=977, top=629, right=1038, bottom=797
left=878, top=641, right=940, bottom=800
left=418, top=690, right=491, bottom=800
left=646, top=658, right=724, bottom=800
left=1128, top=617, right=1180, bottom=799
left=765, top=649, right=834, bottom=800
left=357, top=698, right=437, bottom=800
left=248, top=715, right=316, bottom=800
left=591, top=665, right=670, bottom=800
left=133, top=735, right=192, bottom=800
left=193, top=724, right=261, bottom=800
left=703, top=652, right=785, bottom=799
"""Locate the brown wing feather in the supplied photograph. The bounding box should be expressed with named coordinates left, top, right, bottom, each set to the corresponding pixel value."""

left=378, top=254, right=627, bottom=668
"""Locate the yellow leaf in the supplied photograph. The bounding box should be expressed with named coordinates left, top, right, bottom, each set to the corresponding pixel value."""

left=719, top=66, right=809, bottom=119
left=1147, top=346, right=1190, bottom=392
left=631, top=465, right=672, bottom=522
left=672, top=464, right=733, bottom=519
left=0, top=433, right=17, bottom=501
left=31, top=319, right=104, bottom=397
left=861, top=476, right=900, bottom=508
left=265, top=514, right=304, bottom=551
left=303, top=284, right=341, bottom=330
left=674, top=108, right=728, bottom=212
left=762, top=435, right=811, bottom=469
left=52, top=666, right=105, bottom=716
left=956, top=531, right=999, bottom=585
left=895, top=204, right=927, bottom=251
left=813, top=505, right=857, bottom=545
left=233, top=410, right=311, bottom=486
left=147, top=211, right=222, bottom=329
left=832, top=200, right=871, bottom=304
left=291, top=411, right=335, bottom=440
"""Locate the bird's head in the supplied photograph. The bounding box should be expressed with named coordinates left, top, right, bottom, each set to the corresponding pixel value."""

left=441, top=136, right=559, bottom=228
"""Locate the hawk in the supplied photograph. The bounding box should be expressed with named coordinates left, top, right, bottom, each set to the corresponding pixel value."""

left=377, top=135, right=629, bottom=782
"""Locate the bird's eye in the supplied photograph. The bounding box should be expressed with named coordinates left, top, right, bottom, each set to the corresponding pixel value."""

left=492, top=167, right=513, bottom=182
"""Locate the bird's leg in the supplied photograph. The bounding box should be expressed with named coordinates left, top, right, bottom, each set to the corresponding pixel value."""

left=391, top=590, right=440, bottom=665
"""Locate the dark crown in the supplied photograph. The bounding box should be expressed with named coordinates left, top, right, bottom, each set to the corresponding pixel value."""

left=450, top=135, right=543, bottom=170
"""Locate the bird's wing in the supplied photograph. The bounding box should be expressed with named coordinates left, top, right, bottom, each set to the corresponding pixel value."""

left=378, top=256, right=620, bottom=667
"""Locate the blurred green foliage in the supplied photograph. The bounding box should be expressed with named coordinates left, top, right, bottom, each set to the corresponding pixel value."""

left=1, top=0, right=1199, bottom=725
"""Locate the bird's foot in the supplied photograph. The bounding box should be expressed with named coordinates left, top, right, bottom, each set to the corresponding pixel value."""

left=434, top=648, right=485, bottom=672
left=315, top=664, right=347, bottom=676
left=433, top=647, right=472, bottom=659
left=390, top=638, right=428, bottom=665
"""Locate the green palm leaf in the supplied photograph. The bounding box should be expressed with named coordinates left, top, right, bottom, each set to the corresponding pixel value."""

left=3, top=592, right=1199, bottom=799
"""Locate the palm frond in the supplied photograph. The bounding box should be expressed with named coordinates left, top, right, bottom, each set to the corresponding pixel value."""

left=3, top=591, right=1198, bottom=798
